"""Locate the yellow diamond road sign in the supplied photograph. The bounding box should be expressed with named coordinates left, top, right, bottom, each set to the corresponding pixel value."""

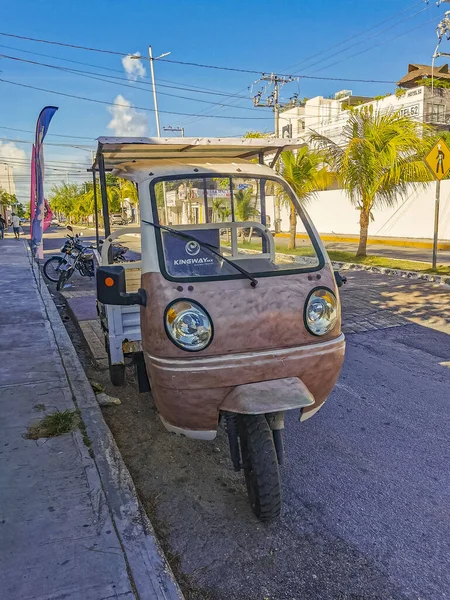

left=425, top=138, right=450, bottom=180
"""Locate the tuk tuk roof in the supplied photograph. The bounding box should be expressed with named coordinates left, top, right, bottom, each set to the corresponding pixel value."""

left=93, top=137, right=306, bottom=170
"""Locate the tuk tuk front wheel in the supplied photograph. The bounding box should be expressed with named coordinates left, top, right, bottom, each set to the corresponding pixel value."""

left=238, top=414, right=281, bottom=522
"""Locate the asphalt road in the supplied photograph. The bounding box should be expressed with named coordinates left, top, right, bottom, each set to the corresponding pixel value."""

left=39, top=223, right=142, bottom=261
left=29, top=223, right=450, bottom=267
left=53, top=265, right=450, bottom=600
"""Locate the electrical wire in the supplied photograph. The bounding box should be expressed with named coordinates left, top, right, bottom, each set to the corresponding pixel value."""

left=302, top=5, right=429, bottom=75
left=281, top=0, right=425, bottom=72
left=0, top=52, right=261, bottom=112
left=0, top=42, right=254, bottom=100
left=0, top=125, right=95, bottom=140
left=0, top=78, right=271, bottom=120
left=313, top=14, right=440, bottom=75
left=0, top=30, right=399, bottom=83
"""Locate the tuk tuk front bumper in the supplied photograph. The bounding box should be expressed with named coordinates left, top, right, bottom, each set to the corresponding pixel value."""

left=145, top=333, right=345, bottom=439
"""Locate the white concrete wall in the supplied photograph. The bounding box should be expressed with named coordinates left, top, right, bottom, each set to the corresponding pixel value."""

left=279, top=182, right=450, bottom=240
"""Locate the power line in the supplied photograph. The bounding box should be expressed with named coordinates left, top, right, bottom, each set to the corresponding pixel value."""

left=281, top=0, right=425, bottom=72
left=313, top=14, right=440, bottom=75
left=0, top=134, right=94, bottom=150
left=0, top=52, right=260, bottom=112
left=0, top=31, right=126, bottom=56
left=0, top=42, right=253, bottom=100
left=0, top=78, right=271, bottom=120
left=0, top=125, right=95, bottom=140
left=301, top=5, right=429, bottom=75
left=0, top=30, right=399, bottom=83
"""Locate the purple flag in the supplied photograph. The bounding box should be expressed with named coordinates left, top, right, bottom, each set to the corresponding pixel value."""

left=31, top=106, right=58, bottom=258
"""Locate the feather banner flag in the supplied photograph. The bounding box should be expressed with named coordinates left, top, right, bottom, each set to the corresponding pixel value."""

left=30, top=106, right=58, bottom=259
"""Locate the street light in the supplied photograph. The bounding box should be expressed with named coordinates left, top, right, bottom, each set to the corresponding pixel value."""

left=130, top=48, right=171, bottom=136
left=163, top=126, right=185, bottom=137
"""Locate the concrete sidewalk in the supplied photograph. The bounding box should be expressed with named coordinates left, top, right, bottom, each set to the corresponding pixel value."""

left=0, top=239, right=183, bottom=600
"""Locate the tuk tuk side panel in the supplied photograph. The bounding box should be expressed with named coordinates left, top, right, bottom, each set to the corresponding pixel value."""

left=104, top=304, right=142, bottom=365
left=140, top=269, right=341, bottom=359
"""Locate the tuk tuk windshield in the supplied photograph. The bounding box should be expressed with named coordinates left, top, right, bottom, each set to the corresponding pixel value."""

left=150, top=175, right=323, bottom=281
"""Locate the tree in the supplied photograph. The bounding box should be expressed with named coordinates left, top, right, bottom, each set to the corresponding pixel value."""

left=279, top=148, right=332, bottom=249
left=244, top=131, right=268, bottom=139
left=0, top=188, right=18, bottom=210
left=49, top=183, right=81, bottom=222
left=310, top=106, right=432, bottom=257
left=234, top=187, right=260, bottom=242
left=234, top=187, right=260, bottom=221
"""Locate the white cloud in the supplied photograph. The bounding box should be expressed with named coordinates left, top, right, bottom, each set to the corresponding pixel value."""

left=122, top=53, right=146, bottom=81
left=107, top=95, right=149, bottom=136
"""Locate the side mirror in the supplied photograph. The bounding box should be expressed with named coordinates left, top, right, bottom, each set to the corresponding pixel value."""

left=96, top=266, right=146, bottom=306
left=67, top=225, right=73, bottom=232
left=334, top=270, right=347, bottom=288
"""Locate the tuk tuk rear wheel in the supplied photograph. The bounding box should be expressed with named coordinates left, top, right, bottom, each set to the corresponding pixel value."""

left=238, top=414, right=281, bottom=522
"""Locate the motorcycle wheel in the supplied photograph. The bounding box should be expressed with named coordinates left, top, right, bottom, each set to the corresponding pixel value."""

left=56, top=267, right=73, bottom=291
left=238, top=414, right=281, bottom=522
left=43, top=256, right=64, bottom=282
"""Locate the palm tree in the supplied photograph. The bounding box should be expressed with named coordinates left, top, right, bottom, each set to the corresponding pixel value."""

left=234, top=188, right=259, bottom=221
left=279, top=147, right=332, bottom=250
left=310, top=106, right=432, bottom=257
left=234, top=187, right=260, bottom=241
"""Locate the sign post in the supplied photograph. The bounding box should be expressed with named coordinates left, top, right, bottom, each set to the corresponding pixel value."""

left=424, top=138, right=450, bottom=269
left=432, top=181, right=440, bottom=270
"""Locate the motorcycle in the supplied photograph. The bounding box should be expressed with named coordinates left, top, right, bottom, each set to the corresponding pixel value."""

left=43, top=226, right=128, bottom=286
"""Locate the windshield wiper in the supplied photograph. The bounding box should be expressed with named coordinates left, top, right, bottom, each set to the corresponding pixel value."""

left=142, top=220, right=258, bottom=288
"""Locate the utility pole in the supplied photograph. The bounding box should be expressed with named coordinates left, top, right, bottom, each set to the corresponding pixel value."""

left=163, top=126, right=185, bottom=137
left=253, top=73, right=295, bottom=138
left=253, top=73, right=295, bottom=233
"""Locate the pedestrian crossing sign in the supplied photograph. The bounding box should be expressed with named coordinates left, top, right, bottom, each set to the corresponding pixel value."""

left=424, top=138, right=450, bottom=180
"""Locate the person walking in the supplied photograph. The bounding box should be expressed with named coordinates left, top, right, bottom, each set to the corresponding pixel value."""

left=0, top=214, right=6, bottom=239
left=11, top=213, right=21, bottom=239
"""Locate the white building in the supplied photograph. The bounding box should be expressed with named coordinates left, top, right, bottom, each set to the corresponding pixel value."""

left=279, top=86, right=434, bottom=145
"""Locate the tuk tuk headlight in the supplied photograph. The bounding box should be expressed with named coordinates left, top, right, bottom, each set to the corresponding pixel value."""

left=165, top=300, right=213, bottom=351
left=304, top=288, right=338, bottom=336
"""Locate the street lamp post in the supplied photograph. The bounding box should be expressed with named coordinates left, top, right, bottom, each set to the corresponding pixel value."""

left=163, top=126, right=185, bottom=137
left=130, top=47, right=170, bottom=137
left=130, top=47, right=170, bottom=223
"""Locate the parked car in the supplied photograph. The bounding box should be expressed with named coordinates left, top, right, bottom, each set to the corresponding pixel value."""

left=111, top=213, right=127, bottom=226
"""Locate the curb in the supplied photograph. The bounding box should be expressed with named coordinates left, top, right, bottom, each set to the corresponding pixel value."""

left=28, top=250, right=184, bottom=600
left=332, top=260, right=450, bottom=286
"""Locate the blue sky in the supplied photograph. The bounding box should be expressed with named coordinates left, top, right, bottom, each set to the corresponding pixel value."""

left=0, top=0, right=446, bottom=201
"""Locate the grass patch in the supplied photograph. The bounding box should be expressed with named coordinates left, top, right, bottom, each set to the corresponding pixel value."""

left=33, top=403, right=46, bottom=412
left=327, top=250, right=450, bottom=275
left=26, top=409, right=79, bottom=440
